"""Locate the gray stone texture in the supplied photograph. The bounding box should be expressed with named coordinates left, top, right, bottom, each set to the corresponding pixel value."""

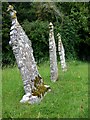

left=8, top=5, right=50, bottom=104
left=57, top=33, right=67, bottom=71
left=49, top=22, right=58, bottom=82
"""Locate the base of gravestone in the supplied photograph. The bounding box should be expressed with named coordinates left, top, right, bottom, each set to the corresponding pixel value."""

left=20, top=93, right=42, bottom=104
left=20, top=85, right=51, bottom=104
left=62, top=68, right=67, bottom=72
left=29, top=96, right=42, bottom=104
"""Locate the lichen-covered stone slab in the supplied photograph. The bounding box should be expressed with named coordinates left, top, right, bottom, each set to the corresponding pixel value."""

left=57, top=33, right=67, bottom=72
left=49, top=22, right=58, bottom=82
left=7, top=5, right=51, bottom=104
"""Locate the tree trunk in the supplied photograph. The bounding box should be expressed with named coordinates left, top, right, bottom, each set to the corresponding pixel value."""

left=57, top=33, right=67, bottom=72
left=49, top=22, right=58, bottom=82
left=7, top=5, right=50, bottom=104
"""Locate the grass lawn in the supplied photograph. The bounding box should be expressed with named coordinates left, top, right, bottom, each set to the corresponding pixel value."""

left=2, top=61, right=88, bottom=118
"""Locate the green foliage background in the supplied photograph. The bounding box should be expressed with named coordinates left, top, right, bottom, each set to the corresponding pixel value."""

left=2, top=2, right=90, bottom=66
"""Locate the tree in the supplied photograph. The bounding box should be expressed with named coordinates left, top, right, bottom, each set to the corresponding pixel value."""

left=2, top=2, right=90, bottom=66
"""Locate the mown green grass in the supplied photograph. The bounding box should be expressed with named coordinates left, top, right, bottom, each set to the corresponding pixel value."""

left=2, top=61, right=88, bottom=118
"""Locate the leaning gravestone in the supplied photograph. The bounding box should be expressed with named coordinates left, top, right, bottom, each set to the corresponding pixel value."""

left=57, top=33, right=67, bottom=71
left=7, top=5, right=50, bottom=104
left=49, top=22, right=58, bottom=82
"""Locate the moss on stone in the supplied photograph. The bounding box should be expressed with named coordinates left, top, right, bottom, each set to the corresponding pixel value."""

left=11, top=12, right=17, bottom=19
left=32, top=89, right=41, bottom=98
left=32, top=75, right=48, bottom=98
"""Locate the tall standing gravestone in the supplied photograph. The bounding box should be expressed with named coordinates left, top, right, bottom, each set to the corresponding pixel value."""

left=7, top=5, right=50, bottom=104
left=49, top=22, right=58, bottom=82
left=57, top=33, right=67, bottom=71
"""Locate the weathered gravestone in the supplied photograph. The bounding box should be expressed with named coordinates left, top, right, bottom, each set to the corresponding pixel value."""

left=7, top=5, right=51, bottom=104
left=57, top=33, right=67, bottom=72
left=49, top=22, right=58, bottom=82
